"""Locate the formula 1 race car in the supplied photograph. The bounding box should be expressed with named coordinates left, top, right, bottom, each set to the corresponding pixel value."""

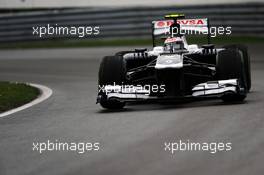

left=97, top=14, right=251, bottom=109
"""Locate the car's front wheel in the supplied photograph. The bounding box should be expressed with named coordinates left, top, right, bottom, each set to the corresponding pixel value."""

left=98, top=55, right=126, bottom=109
left=217, top=49, right=247, bottom=102
left=223, top=44, right=251, bottom=91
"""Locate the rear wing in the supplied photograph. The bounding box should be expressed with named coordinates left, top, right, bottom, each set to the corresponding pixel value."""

left=151, top=18, right=210, bottom=46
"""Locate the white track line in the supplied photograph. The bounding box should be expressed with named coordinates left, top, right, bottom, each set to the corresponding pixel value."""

left=0, top=83, right=53, bottom=118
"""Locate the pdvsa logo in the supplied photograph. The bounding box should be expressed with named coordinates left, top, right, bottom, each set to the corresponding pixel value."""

left=156, top=20, right=174, bottom=27
left=155, top=19, right=206, bottom=28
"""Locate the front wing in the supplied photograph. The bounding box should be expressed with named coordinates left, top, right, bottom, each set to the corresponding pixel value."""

left=97, top=79, right=246, bottom=103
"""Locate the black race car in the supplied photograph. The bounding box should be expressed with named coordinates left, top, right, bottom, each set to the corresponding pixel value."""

left=97, top=14, right=251, bottom=109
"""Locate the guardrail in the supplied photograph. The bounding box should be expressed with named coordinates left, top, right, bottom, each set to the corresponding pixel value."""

left=0, top=3, right=264, bottom=43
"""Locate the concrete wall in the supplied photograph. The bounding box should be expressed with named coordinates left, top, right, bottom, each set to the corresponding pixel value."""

left=1, top=3, right=263, bottom=42
left=1, top=0, right=263, bottom=8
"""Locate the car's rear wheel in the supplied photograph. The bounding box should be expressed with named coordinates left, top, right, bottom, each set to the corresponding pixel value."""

left=98, top=56, right=126, bottom=109
left=223, top=44, right=251, bottom=91
left=216, top=49, right=247, bottom=102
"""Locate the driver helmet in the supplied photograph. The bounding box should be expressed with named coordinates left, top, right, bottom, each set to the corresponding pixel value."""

left=164, top=37, right=184, bottom=52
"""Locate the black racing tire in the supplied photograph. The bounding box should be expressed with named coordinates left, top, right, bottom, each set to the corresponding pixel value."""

left=216, top=49, right=247, bottom=102
left=98, top=56, right=126, bottom=109
left=223, top=44, right=251, bottom=91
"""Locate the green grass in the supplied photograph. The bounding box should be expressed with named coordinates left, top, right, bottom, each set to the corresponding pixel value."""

left=0, top=82, right=40, bottom=113
left=1, top=36, right=264, bottom=49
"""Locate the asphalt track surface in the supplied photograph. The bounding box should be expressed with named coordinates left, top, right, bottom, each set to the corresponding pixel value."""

left=0, top=44, right=263, bottom=175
